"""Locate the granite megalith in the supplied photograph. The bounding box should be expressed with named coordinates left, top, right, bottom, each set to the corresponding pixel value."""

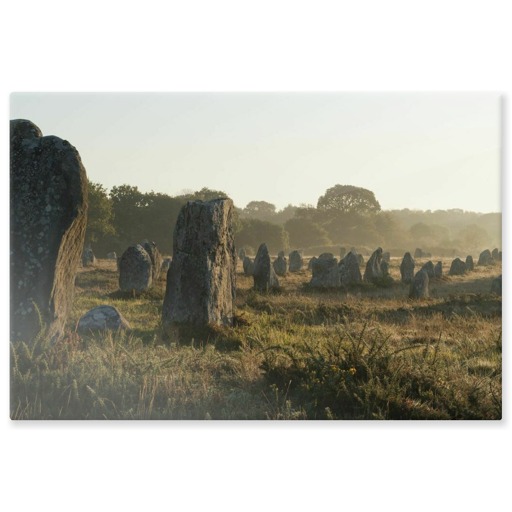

left=10, top=119, right=88, bottom=341
left=243, top=256, right=255, bottom=276
left=118, top=244, right=153, bottom=292
left=339, top=251, right=362, bottom=286
left=363, top=247, right=384, bottom=283
left=449, top=258, right=467, bottom=276
left=141, top=239, right=163, bottom=281
left=465, top=255, right=474, bottom=271
left=273, top=254, right=288, bottom=276
left=309, top=254, right=340, bottom=288
left=434, top=261, right=443, bottom=279
left=162, top=199, right=236, bottom=337
left=82, top=246, right=97, bottom=267
left=478, top=249, right=493, bottom=266
left=400, top=252, right=415, bottom=284
left=253, top=243, right=280, bottom=292
left=288, top=250, right=304, bottom=272
left=421, top=261, right=435, bottom=279
left=409, top=270, right=429, bottom=299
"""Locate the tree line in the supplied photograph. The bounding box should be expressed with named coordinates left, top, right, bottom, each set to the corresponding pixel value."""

left=86, top=182, right=501, bottom=257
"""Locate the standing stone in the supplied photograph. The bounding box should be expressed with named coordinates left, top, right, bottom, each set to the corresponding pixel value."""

left=498, top=251, right=502, bottom=261
left=82, top=246, right=97, bottom=267
left=339, top=251, right=362, bottom=286
left=309, top=255, right=340, bottom=288
left=107, top=251, right=117, bottom=260
left=381, top=260, right=390, bottom=276
left=238, top=247, right=246, bottom=261
left=465, top=255, right=474, bottom=271
left=319, top=252, right=334, bottom=260
left=339, top=247, right=346, bottom=260
left=10, top=120, right=88, bottom=341
left=449, top=258, right=467, bottom=276
left=308, top=256, right=318, bottom=271
left=161, top=257, right=172, bottom=274
left=278, top=251, right=285, bottom=258
left=382, top=252, right=391, bottom=263
left=289, top=250, right=304, bottom=272
left=363, top=247, right=383, bottom=283
left=77, top=305, right=131, bottom=334
left=253, top=243, right=280, bottom=292
left=409, top=270, right=429, bottom=299
left=421, top=261, right=435, bottom=279
left=491, top=248, right=499, bottom=261
left=273, top=254, right=288, bottom=276
left=491, top=275, right=502, bottom=296
left=141, top=240, right=163, bottom=281
left=162, top=199, right=236, bottom=336
left=414, top=248, right=423, bottom=259
left=478, top=249, right=493, bottom=266
left=400, top=252, right=415, bottom=284
left=434, top=261, right=443, bottom=279
left=119, top=245, right=153, bottom=292
left=243, top=256, right=255, bottom=276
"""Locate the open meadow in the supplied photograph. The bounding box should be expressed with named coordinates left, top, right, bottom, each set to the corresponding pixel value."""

left=10, top=255, right=502, bottom=420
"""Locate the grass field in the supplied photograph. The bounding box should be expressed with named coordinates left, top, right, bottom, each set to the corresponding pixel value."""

left=10, top=256, right=502, bottom=420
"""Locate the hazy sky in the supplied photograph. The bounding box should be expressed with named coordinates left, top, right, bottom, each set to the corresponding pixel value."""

left=10, top=92, right=500, bottom=212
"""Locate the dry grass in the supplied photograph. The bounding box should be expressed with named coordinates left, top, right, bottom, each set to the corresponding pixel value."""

left=10, top=256, right=502, bottom=420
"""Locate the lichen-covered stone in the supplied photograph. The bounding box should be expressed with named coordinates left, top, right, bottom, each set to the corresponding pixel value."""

left=434, top=261, right=443, bottom=279
left=449, top=258, right=467, bottom=276
left=162, top=199, right=236, bottom=336
left=288, top=250, right=304, bottom=272
left=309, top=255, right=340, bottom=288
left=364, top=247, right=383, bottom=283
left=253, top=243, right=280, bottom=291
left=491, top=275, right=502, bottom=296
left=77, top=305, right=130, bottom=334
left=243, top=256, right=255, bottom=276
left=400, top=252, right=415, bottom=284
left=273, top=254, right=287, bottom=276
left=10, top=119, right=88, bottom=341
left=421, top=261, right=435, bottom=279
left=82, top=246, right=97, bottom=267
left=141, top=240, right=163, bottom=281
left=478, top=249, right=493, bottom=266
left=465, top=255, right=474, bottom=271
left=118, top=244, right=153, bottom=292
left=409, top=270, right=429, bottom=299
left=339, top=251, right=362, bottom=286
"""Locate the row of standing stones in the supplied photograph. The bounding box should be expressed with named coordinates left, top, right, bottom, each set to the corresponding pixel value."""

left=11, top=119, right=502, bottom=342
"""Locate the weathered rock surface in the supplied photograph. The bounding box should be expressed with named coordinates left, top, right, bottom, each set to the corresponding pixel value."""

left=449, top=258, right=467, bottom=276
left=364, top=247, right=383, bottom=283
left=434, top=261, right=443, bottom=279
left=288, top=250, right=304, bottom=272
left=243, top=256, right=255, bottom=276
left=253, top=243, right=280, bottom=291
left=478, top=249, right=493, bottom=266
left=10, top=119, right=88, bottom=341
left=421, top=261, right=435, bottom=279
left=118, top=244, right=153, bottom=292
left=141, top=240, right=163, bottom=281
left=309, top=255, right=340, bottom=288
left=82, top=247, right=97, bottom=267
left=409, top=270, right=429, bottom=299
left=339, top=251, right=362, bottom=286
left=162, top=199, right=236, bottom=335
left=273, top=254, right=288, bottom=276
left=491, top=275, right=502, bottom=296
left=77, top=305, right=130, bottom=333
left=400, top=252, right=415, bottom=284
left=465, top=255, right=474, bottom=271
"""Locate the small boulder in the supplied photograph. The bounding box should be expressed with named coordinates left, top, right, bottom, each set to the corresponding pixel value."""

left=82, top=247, right=97, bottom=267
left=77, top=305, right=130, bottom=334
left=119, top=244, right=153, bottom=292
left=309, top=255, right=340, bottom=288
left=106, top=251, right=117, bottom=260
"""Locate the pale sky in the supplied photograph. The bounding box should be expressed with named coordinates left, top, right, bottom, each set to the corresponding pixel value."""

left=10, top=92, right=501, bottom=212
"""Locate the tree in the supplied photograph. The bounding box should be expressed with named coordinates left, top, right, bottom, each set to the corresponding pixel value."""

left=177, top=187, right=230, bottom=202
left=84, top=181, right=115, bottom=255
left=234, top=218, right=289, bottom=254
left=317, top=185, right=381, bottom=215
left=284, top=217, right=330, bottom=249
left=242, top=201, right=277, bottom=222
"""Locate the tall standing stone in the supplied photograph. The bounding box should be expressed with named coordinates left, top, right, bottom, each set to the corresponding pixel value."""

left=82, top=246, right=97, bottom=267
left=289, top=250, right=304, bottom=272
left=162, top=199, right=236, bottom=336
left=465, top=255, right=474, bottom=271
left=119, top=244, right=153, bottom=292
left=273, top=254, right=288, bottom=276
left=421, top=261, right=435, bottom=279
left=478, top=249, right=493, bottom=266
left=243, top=256, right=255, bottom=276
left=308, top=256, right=318, bottom=271
left=339, top=251, right=362, bottom=286
left=434, top=261, right=443, bottom=279
left=363, top=247, right=384, bottom=283
left=10, top=120, right=88, bottom=341
left=491, top=248, right=499, bottom=261
left=449, top=258, right=467, bottom=276
left=253, top=243, right=280, bottom=291
left=409, top=270, right=429, bottom=299
left=309, top=255, right=340, bottom=288
left=400, top=252, right=415, bottom=284
left=141, top=240, right=163, bottom=281
left=381, top=260, right=390, bottom=276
